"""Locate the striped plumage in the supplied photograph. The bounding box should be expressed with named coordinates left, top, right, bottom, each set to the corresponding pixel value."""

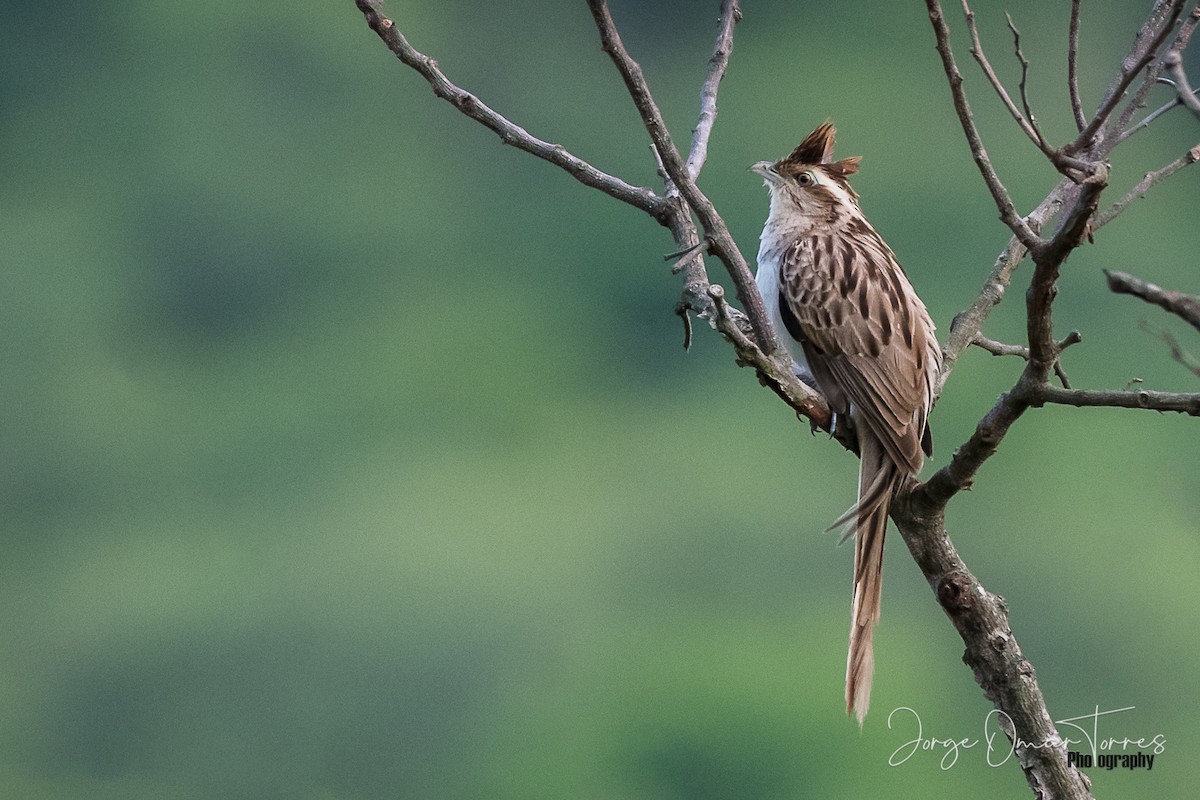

left=752, top=122, right=940, bottom=726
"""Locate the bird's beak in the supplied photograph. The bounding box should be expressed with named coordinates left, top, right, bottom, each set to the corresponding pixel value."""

left=749, top=160, right=778, bottom=183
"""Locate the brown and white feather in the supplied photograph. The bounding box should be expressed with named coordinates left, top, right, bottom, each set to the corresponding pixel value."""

left=753, top=122, right=940, bottom=726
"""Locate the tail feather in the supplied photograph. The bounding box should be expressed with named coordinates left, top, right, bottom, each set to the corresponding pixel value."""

left=844, top=428, right=904, bottom=727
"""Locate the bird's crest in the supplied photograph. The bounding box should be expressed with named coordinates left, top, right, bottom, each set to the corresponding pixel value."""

left=777, top=121, right=862, bottom=185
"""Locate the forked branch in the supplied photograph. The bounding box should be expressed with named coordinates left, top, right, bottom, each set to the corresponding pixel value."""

left=1087, top=1, right=1192, bottom=158
left=584, top=0, right=783, bottom=359
left=1113, top=2, right=1199, bottom=137
left=924, top=0, right=1200, bottom=488
left=925, top=0, right=1041, bottom=247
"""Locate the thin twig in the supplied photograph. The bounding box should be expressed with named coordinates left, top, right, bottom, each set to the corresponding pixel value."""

left=959, top=0, right=1038, bottom=143
left=969, top=333, right=1076, bottom=388
left=672, top=1, right=739, bottom=311
left=1140, top=320, right=1200, bottom=378
left=351, top=1, right=664, bottom=218
left=1105, top=269, right=1200, bottom=330
left=1164, top=50, right=1200, bottom=119
left=1005, top=12, right=1048, bottom=150
left=1093, top=143, right=1200, bottom=229
left=1119, top=85, right=1200, bottom=143
left=1053, top=363, right=1074, bottom=390
left=1068, top=0, right=1087, bottom=131
left=685, top=0, right=740, bottom=180
left=674, top=301, right=694, bottom=350
left=971, top=333, right=1029, bottom=358
left=958, top=2, right=1086, bottom=174
left=1053, top=331, right=1083, bottom=389
left=925, top=1, right=1041, bottom=248
left=956, top=3, right=1091, bottom=176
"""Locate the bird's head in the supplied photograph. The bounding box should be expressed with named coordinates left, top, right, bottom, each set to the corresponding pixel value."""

left=751, top=122, right=862, bottom=216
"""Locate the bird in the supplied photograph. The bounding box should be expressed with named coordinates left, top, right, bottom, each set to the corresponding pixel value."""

left=751, top=122, right=941, bottom=726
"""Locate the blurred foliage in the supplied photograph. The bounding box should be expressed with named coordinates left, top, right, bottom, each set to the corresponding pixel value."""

left=1, top=0, right=1198, bottom=797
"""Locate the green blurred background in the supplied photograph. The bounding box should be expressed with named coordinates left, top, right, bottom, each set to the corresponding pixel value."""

left=1, top=1, right=1197, bottom=797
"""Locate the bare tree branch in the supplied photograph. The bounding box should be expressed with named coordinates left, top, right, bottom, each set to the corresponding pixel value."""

left=925, top=0, right=1196, bottom=542
left=585, top=0, right=783, bottom=360
left=350, top=0, right=664, bottom=218
left=705, top=283, right=833, bottom=428
left=902, top=369, right=1096, bottom=800
left=1140, top=320, right=1200, bottom=377
left=1105, top=269, right=1200, bottom=330
left=1093, top=143, right=1200, bottom=229
left=920, top=378, right=1031, bottom=506
left=1164, top=49, right=1200, bottom=120
left=1072, top=1, right=1185, bottom=155
left=1026, top=174, right=1107, bottom=370
left=1178, top=3, right=1200, bottom=54
left=958, top=1, right=1041, bottom=148
left=1033, top=384, right=1200, bottom=414
left=1119, top=87, right=1200, bottom=143
left=891, top=485, right=1090, bottom=800
left=936, top=184, right=1067, bottom=397
left=924, top=0, right=1042, bottom=248
left=924, top=0, right=1197, bottom=544
left=970, top=332, right=1078, bottom=388
left=685, top=0, right=741, bottom=180
left=925, top=354, right=1200, bottom=510
left=605, top=0, right=833, bottom=430
left=670, top=1, right=737, bottom=340
left=664, top=6, right=728, bottom=344
left=1114, top=2, right=1199, bottom=136
left=914, top=7, right=1200, bottom=790
left=971, top=333, right=1030, bottom=359
left=956, top=2, right=1093, bottom=177
left=352, top=0, right=829, bottom=429
left=1068, top=0, right=1086, bottom=131
left=598, top=0, right=832, bottom=430
left=1005, top=12, right=1046, bottom=149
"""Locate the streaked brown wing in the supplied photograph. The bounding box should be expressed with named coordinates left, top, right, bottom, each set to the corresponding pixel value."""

left=779, top=231, right=933, bottom=474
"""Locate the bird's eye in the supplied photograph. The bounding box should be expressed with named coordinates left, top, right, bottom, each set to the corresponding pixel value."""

left=797, top=171, right=815, bottom=186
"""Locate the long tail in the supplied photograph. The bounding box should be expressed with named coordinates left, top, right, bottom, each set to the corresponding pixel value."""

left=842, top=428, right=904, bottom=727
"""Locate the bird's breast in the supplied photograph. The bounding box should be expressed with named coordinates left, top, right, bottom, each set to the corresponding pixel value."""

left=755, top=237, right=811, bottom=373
